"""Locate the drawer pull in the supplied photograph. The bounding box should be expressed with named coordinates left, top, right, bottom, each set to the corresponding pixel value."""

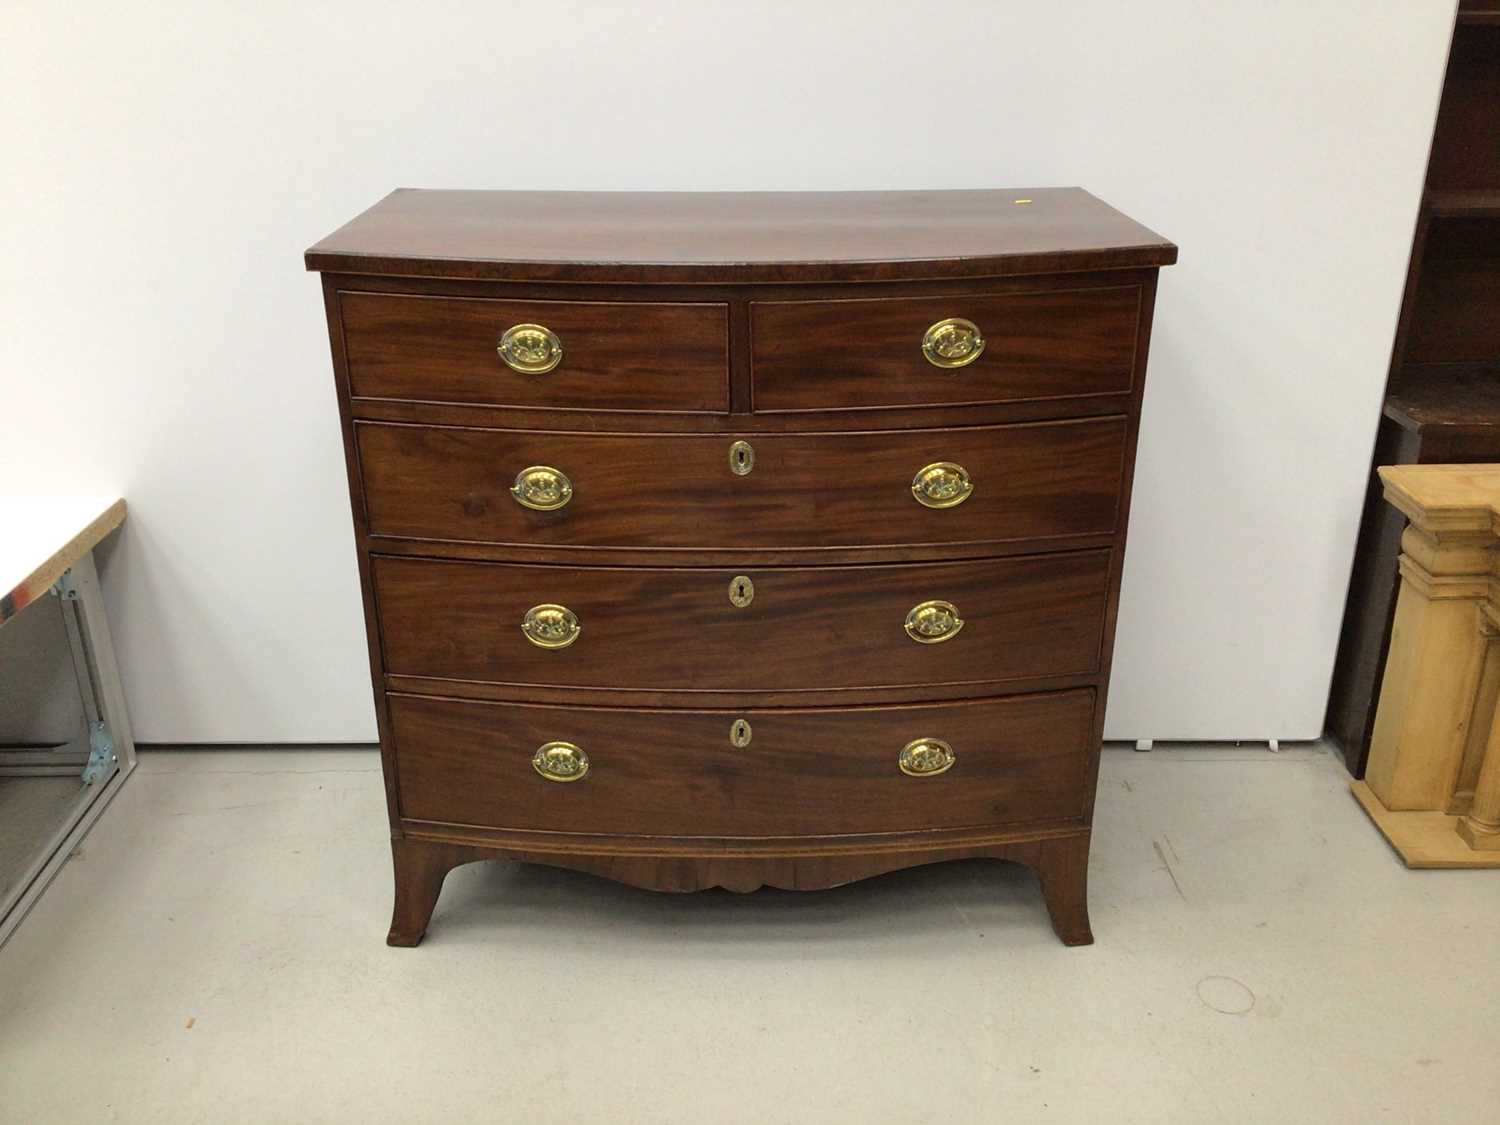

left=497, top=323, right=563, bottom=374
left=729, top=575, right=755, bottom=608
left=921, top=317, right=985, bottom=369
left=511, top=465, right=573, bottom=511
left=911, top=462, right=973, bottom=509
left=730, top=718, right=753, bottom=748
left=533, top=740, right=589, bottom=782
left=899, top=737, right=956, bottom=777
left=904, top=600, right=964, bottom=644
left=729, top=439, right=755, bottom=476
left=522, top=604, right=580, bottom=649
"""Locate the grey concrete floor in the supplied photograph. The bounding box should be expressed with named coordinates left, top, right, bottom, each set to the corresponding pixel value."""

left=1, top=743, right=1497, bottom=1124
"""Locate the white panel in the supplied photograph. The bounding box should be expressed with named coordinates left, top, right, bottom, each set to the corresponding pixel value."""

left=0, top=1, right=1456, bottom=741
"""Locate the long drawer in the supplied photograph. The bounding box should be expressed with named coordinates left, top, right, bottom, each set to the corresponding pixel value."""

left=373, top=552, right=1109, bottom=693
left=390, top=690, right=1095, bottom=838
left=355, top=416, right=1127, bottom=551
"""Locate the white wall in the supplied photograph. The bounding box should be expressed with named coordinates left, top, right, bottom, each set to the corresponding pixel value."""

left=0, top=1, right=1456, bottom=743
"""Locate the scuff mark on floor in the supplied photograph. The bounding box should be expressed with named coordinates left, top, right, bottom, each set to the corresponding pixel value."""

left=1162, top=834, right=1181, bottom=863
left=1153, top=839, right=1187, bottom=901
left=946, top=891, right=975, bottom=929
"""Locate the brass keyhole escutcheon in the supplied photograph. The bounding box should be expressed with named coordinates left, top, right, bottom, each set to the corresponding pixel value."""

left=730, top=719, right=753, bottom=748
left=729, top=575, right=755, bottom=608
left=511, top=465, right=573, bottom=511
left=729, top=440, right=755, bottom=476
left=498, top=323, right=563, bottom=374
left=899, top=738, right=956, bottom=777
left=532, top=741, right=589, bottom=782
left=921, top=317, right=985, bottom=369
left=904, top=600, right=964, bottom=644
left=911, top=462, right=973, bottom=509
left=522, top=604, right=580, bottom=649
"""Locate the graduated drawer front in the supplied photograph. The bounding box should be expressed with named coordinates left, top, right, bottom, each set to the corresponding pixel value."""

left=356, top=416, right=1127, bottom=551
left=339, top=292, right=730, bottom=412
left=751, top=286, right=1139, bottom=413
left=390, top=690, right=1094, bottom=838
left=373, top=552, right=1109, bottom=693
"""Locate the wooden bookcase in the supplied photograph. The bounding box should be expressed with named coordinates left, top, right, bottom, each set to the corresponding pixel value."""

left=1328, top=2, right=1500, bottom=775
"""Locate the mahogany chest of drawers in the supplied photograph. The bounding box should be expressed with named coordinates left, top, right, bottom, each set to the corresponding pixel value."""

left=305, top=188, right=1176, bottom=946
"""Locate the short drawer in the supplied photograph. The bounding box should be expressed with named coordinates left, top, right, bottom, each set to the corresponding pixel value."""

left=355, top=416, right=1126, bottom=552
left=339, top=292, right=729, bottom=412
left=751, top=286, right=1139, bottom=413
left=390, top=690, right=1094, bottom=838
left=373, top=552, right=1109, bottom=693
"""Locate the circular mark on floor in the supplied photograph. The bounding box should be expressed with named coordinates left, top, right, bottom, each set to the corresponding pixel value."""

left=1196, top=975, right=1255, bottom=1015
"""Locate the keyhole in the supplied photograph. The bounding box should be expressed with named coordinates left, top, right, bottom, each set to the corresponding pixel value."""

left=729, top=574, right=754, bottom=607
left=728, top=440, right=754, bottom=476
left=730, top=719, right=753, bottom=748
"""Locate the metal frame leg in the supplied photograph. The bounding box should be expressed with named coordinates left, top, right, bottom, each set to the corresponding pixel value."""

left=0, top=549, right=136, bottom=946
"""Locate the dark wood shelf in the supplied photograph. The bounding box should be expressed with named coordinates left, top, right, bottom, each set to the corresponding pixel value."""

left=1425, top=189, right=1500, bottom=218
left=1328, top=7, right=1500, bottom=778
left=1459, top=0, right=1500, bottom=24
left=1386, top=366, right=1500, bottom=435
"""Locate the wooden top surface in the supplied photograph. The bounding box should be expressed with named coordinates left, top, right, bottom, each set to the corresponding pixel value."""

left=1385, top=368, right=1500, bottom=435
left=305, top=188, right=1176, bottom=284
left=1379, top=465, right=1500, bottom=534
left=0, top=496, right=126, bottom=626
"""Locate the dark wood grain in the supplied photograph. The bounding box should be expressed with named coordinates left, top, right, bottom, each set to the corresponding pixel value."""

left=306, top=187, right=1173, bottom=946
left=381, top=670, right=1101, bottom=711
left=387, top=837, right=488, bottom=947
left=1080, top=271, right=1158, bottom=823
left=389, top=690, right=1094, bottom=838
left=354, top=527, right=1121, bottom=570
left=371, top=551, right=1109, bottom=694
left=751, top=285, right=1139, bottom=413
left=1329, top=12, right=1500, bottom=775
left=340, top=291, right=729, bottom=412
left=1426, top=21, right=1500, bottom=189
left=1385, top=364, right=1500, bottom=437
left=1404, top=219, right=1500, bottom=364
left=319, top=277, right=405, bottom=832
left=348, top=391, right=1137, bottom=435
left=305, top=188, right=1176, bottom=284
left=386, top=828, right=1094, bottom=945
left=355, top=417, right=1127, bottom=552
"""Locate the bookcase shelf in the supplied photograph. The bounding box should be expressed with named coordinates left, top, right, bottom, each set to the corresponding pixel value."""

left=1329, top=8, right=1500, bottom=777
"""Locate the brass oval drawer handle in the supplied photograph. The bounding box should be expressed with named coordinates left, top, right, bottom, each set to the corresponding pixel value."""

left=511, top=465, right=573, bottom=511
left=533, top=740, right=589, bottom=782
left=921, top=317, right=985, bottom=369
left=498, top=323, right=563, bottom=374
left=899, top=738, right=955, bottom=777
left=905, top=600, right=964, bottom=644
left=522, top=604, right=580, bottom=649
left=911, top=462, right=973, bottom=509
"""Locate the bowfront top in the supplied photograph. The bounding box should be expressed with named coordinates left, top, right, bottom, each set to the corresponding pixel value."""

left=305, top=188, right=1177, bottom=284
